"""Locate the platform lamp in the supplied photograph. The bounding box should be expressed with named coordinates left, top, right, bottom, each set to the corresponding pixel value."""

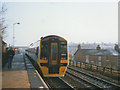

left=13, top=22, right=20, bottom=50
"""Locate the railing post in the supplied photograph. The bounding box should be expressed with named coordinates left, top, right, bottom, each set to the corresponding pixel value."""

left=74, top=61, right=76, bottom=66
left=90, top=64, right=92, bottom=70
left=85, top=62, right=86, bottom=69
left=96, top=65, right=98, bottom=72
left=103, top=67, right=105, bottom=75
left=71, top=60, right=72, bottom=66
left=72, top=61, right=74, bottom=66
left=70, top=60, right=72, bottom=65
left=76, top=61, right=78, bottom=67
left=80, top=62, right=81, bottom=68
left=78, top=62, right=80, bottom=67
left=110, top=68, right=112, bottom=77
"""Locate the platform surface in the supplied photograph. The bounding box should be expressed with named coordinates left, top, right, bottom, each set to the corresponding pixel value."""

left=2, top=53, right=30, bottom=88
left=2, top=70, right=30, bottom=88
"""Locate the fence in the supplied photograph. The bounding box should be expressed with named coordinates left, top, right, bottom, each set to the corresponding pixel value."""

left=69, top=60, right=120, bottom=81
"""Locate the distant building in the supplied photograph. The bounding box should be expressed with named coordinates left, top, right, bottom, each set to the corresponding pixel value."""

left=68, top=42, right=116, bottom=56
left=74, top=44, right=119, bottom=69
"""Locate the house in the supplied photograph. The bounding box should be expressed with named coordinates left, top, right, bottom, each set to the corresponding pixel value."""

left=74, top=44, right=119, bottom=69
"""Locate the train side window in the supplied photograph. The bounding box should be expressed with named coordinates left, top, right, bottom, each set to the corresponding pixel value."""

left=40, top=42, right=48, bottom=60
left=60, top=41, right=67, bottom=60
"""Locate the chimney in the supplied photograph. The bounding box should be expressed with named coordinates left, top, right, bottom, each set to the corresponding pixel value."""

left=114, top=44, right=119, bottom=52
left=78, top=44, right=81, bottom=50
left=96, top=45, right=101, bottom=50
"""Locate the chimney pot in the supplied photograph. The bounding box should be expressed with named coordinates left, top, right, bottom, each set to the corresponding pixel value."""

left=114, top=44, right=119, bottom=52
left=78, top=44, right=81, bottom=50
left=96, top=45, right=101, bottom=50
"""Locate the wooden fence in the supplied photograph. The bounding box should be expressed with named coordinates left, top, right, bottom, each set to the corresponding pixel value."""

left=69, top=60, right=120, bottom=81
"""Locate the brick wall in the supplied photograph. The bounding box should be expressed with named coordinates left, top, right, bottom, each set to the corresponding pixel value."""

left=74, top=51, right=118, bottom=69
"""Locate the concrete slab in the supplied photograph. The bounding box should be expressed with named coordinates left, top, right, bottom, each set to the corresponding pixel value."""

left=2, top=70, right=30, bottom=88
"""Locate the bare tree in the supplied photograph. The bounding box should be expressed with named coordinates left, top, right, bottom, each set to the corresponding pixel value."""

left=0, top=3, right=7, bottom=39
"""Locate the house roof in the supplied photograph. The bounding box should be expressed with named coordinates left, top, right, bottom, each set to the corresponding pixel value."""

left=74, top=49, right=119, bottom=56
left=2, top=40, right=7, bottom=45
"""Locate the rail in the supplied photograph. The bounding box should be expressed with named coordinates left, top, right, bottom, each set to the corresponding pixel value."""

left=67, top=67, right=120, bottom=89
left=44, top=77, right=73, bottom=89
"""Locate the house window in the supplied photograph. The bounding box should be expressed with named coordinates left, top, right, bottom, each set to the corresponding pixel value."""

left=86, top=55, right=89, bottom=63
left=98, top=56, right=101, bottom=66
left=91, top=61, right=95, bottom=64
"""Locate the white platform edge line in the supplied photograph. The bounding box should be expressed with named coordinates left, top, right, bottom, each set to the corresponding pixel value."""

left=35, top=70, right=49, bottom=89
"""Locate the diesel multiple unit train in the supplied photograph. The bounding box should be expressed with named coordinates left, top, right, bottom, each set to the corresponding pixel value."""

left=26, top=35, right=69, bottom=77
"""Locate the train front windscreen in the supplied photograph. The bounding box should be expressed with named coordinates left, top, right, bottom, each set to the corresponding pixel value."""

left=40, top=41, right=67, bottom=61
left=60, top=41, right=67, bottom=60
left=40, top=41, right=48, bottom=60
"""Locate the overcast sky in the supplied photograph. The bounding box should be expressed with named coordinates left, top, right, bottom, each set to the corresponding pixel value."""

left=2, top=1, right=118, bottom=46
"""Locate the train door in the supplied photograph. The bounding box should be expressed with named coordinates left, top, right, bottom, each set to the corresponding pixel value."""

left=51, top=43, right=58, bottom=65
left=49, top=42, right=59, bottom=74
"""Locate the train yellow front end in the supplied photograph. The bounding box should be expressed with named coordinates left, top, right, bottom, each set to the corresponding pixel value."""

left=38, top=35, right=69, bottom=77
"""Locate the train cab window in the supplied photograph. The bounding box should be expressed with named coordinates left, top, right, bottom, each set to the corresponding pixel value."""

left=40, top=41, right=48, bottom=60
left=36, top=47, right=39, bottom=56
left=60, top=41, right=67, bottom=60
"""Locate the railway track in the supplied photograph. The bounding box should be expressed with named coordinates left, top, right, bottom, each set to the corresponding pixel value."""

left=67, top=66, right=120, bottom=89
left=43, top=77, right=73, bottom=89
left=25, top=54, right=73, bottom=89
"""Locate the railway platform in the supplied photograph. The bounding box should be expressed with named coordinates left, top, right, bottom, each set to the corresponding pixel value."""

left=2, top=53, right=48, bottom=89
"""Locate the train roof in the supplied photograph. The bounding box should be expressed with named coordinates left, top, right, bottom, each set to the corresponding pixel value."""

left=41, top=35, right=67, bottom=41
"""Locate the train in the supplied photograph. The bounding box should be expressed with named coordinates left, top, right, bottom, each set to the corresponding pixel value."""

left=26, top=35, right=69, bottom=77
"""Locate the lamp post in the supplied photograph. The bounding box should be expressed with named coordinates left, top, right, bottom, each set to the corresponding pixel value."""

left=13, top=22, right=20, bottom=49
